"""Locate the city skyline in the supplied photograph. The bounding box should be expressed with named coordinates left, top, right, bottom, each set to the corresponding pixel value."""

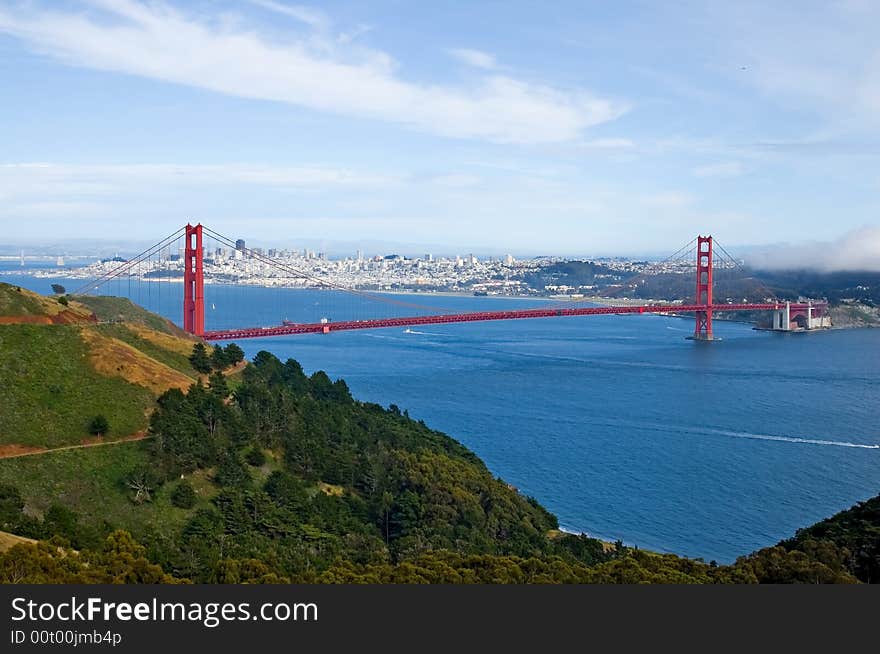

left=1, top=1, right=879, bottom=260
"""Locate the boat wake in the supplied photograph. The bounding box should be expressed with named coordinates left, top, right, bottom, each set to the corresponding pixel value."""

left=403, top=328, right=449, bottom=336
left=588, top=417, right=880, bottom=450
left=701, top=427, right=880, bottom=450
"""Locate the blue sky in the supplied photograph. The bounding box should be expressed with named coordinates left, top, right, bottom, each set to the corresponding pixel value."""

left=0, top=0, right=879, bottom=261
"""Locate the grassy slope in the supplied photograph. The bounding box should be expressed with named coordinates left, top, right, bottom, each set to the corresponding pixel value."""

left=0, top=283, right=95, bottom=324
left=0, top=442, right=287, bottom=543
left=0, top=325, right=157, bottom=447
left=0, top=282, right=199, bottom=448
left=0, top=441, right=216, bottom=540
left=93, top=324, right=195, bottom=375
left=74, top=295, right=190, bottom=337
left=0, top=531, right=36, bottom=553
left=0, top=284, right=57, bottom=318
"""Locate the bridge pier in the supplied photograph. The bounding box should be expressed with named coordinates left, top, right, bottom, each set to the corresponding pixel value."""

left=771, top=302, right=791, bottom=331
left=769, top=301, right=832, bottom=332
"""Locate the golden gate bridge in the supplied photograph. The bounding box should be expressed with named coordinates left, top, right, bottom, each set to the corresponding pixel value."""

left=71, top=223, right=828, bottom=342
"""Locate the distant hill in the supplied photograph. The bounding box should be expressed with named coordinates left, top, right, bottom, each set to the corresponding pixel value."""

left=606, top=272, right=772, bottom=304
left=530, top=262, right=880, bottom=317
left=0, top=282, right=200, bottom=451
left=754, top=269, right=880, bottom=306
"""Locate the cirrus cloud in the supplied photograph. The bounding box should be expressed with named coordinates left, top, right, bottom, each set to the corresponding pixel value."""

left=693, top=162, right=743, bottom=178
left=0, top=0, right=626, bottom=144
left=449, top=48, right=497, bottom=70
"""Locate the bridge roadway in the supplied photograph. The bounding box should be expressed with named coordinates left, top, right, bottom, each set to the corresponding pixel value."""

left=202, top=302, right=807, bottom=341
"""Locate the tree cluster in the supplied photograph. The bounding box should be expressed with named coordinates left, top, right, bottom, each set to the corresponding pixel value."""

left=189, top=342, right=245, bottom=375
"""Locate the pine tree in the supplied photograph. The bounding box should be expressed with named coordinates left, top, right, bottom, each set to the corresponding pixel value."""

left=189, top=343, right=212, bottom=374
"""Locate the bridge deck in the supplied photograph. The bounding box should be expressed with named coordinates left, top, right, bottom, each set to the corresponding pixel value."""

left=203, top=302, right=811, bottom=341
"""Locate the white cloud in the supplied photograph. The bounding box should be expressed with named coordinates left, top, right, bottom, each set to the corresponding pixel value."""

left=248, top=0, right=327, bottom=29
left=579, top=138, right=635, bottom=150
left=427, top=173, right=482, bottom=188
left=11, top=200, right=106, bottom=215
left=693, top=162, right=743, bottom=178
left=0, top=1, right=624, bottom=144
left=746, top=226, right=880, bottom=272
left=448, top=48, right=497, bottom=70
left=0, top=162, right=398, bottom=201
left=337, top=24, right=373, bottom=45
left=642, top=191, right=693, bottom=210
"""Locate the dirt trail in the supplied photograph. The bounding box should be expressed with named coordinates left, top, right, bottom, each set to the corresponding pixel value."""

left=0, top=360, right=245, bottom=461
left=0, top=433, right=152, bottom=460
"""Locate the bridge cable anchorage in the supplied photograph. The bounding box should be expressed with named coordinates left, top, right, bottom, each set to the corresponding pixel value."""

left=69, top=227, right=187, bottom=296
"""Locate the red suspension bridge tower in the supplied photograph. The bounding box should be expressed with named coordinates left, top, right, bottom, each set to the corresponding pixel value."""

left=183, top=223, right=205, bottom=337
left=692, top=235, right=714, bottom=341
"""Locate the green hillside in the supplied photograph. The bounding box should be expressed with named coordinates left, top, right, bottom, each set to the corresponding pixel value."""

left=777, top=495, right=880, bottom=583
left=0, top=350, right=621, bottom=582
left=0, top=283, right=199, bottom=449
left=0, top=441, right=218, bottom=544
left=0, top=282, right=95, bottom=324
left=0, top=325, right=157, bottom=448
left=74, top=294, right=192, bottom=337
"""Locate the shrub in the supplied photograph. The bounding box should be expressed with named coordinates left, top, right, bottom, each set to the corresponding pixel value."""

left=88, top=415, right=109, bottom=437
left=170, top=481, right=197, bottom=509
left=245, top=448, right=266, bottom=467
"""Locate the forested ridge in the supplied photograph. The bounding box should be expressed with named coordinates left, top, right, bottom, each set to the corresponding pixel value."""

left=1, top=349, right=877, bottom=583
left=1, top=350, right=615, bottom=582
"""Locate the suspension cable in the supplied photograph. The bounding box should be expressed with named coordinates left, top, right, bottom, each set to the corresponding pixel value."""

left=202, top=226, right=456, bottom=314
left=711, top=239, right=743, bottom=270
left=551, top=236, right=699, bottom=307
left=70, top=227, right=187, bottom=296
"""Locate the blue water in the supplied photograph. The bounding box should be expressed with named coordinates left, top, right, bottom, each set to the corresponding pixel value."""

left=4, top=271, right=879, bottom=563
